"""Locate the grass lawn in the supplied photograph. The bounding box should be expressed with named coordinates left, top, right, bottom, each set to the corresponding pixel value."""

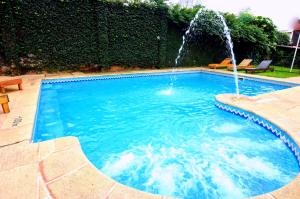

left=237, top=66, right=300, bottom=78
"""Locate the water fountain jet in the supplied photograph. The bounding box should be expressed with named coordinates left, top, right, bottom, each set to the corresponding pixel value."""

left=216, top=13, right=240, bottom=98
left=175, top=8, right=240, bottom=98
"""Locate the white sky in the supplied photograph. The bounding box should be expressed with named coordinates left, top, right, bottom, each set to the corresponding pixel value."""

left=171, top=0, right=300, bottom=30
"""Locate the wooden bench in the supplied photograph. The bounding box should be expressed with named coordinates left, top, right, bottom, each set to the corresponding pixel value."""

left=0, top=78, right=22, bottom=93
left=0, top=94, right=10, bottom=113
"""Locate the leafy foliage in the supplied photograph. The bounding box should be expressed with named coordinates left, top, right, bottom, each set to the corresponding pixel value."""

left=222, top=12, right=272, bottom=62
left=167, top=7, right=286, bottom=64
left=167, top=5, right=203, bottom=27
left=1, top=0, right=167, bottom=72
left=275, top=32, right=290, bottom=45
left=1, top=0, right=292, bottom=71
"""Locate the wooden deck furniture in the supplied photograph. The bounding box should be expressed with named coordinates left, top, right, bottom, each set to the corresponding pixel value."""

left=245, top=60, right=273, bottom=73
left=208, top=58, right=232, bottom=69
left=0, top=94, right=10, bottom=113
left=227, top=59, right=253, bottom=70
left=0, top=78, right=22, bottom=93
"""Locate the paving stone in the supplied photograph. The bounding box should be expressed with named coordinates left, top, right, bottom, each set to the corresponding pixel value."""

left=0, top=163, right=38, bottom=199
left=271, top=175, right=300, bottom=199
left=47, top=164, right=115, bottom=199
left=38, top=137, right=79, bottom=161
left=0, top=124, right=32, bottom=146
left=40, top=145, right=87, bottom=182
left=248, top=194, right=274, bottom=199
left=38, top=176, right=50, bottom=199
left=54, top=136, right=80, bottom=152
left=38, top=140, right=55, bottom=161
left=108, top=183, right=162, bottom=199
left=0, top=141, right=38, bottom=171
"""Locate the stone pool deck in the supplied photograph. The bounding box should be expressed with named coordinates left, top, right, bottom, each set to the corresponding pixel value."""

left=0, top=67, right=300, bottom=199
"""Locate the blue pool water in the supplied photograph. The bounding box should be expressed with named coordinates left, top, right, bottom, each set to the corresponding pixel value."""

left=33, top=71, right=299, bottom=199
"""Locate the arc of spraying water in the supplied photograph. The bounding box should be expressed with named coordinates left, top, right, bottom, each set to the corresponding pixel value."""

left=175, top=9, right=203, bottom=67
left=174, top=8, right=240, bottom=98
left=216, top=13, right=240, bottom=98
left=171, top=9, right=204, bottom=90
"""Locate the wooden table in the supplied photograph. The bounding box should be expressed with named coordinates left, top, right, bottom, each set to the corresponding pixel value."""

left=0, top=78, right=23, bottom=93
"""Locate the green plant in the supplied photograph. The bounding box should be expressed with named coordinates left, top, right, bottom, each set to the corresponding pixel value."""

left=238, top=66, right=300, bottom=78
left=1, top=0, right=168, bottom=71
left=0, top=1, right=291, bottom=71
left=223, top=12, right=278, bottom=63
left=275, top=31, right=290, bottom=45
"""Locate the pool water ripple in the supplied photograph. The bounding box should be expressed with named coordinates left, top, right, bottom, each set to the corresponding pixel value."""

left=34, top=72, right=299, bottom=199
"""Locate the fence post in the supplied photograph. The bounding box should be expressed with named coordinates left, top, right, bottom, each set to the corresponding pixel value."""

left=290, top=33, right=300, bottom=72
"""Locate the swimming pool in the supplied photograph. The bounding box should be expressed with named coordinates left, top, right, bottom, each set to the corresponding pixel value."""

left=33, top=71, right=300, bottom=199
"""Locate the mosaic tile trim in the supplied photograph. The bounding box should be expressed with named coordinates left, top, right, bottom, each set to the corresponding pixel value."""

left=42, top=70, right=298, bottom=87
left=215, top=101, right=300, bottom=167
left=42, top=71, right=197, bottom=84
left=202, top=70, right=299, bottom=87
left=31, top=84, right=42, bottom=142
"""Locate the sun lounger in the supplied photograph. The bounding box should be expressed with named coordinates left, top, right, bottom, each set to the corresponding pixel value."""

left=227, top=59, right=253, bottom=70
left=0, top=78, right=22, bottom=93
left=208, top=58, right=232, bottom=69
left=245, top=60, right=273, bottom=73
left=0, top=94, right=10, bottom=113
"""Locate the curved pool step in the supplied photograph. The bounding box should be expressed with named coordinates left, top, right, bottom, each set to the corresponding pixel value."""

left=215, top=92, right=300, bottom=199
left=38, top=136, right=168, bottom=199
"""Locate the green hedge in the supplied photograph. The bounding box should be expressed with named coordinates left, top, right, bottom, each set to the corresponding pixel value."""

left=273, top=47, right=300, bottom=68
left=1, top=0, right=168, bottom=71
left=97, top=2, right=167, bottom=67
left=2, top=1, right=286, bottom=72
left=1, top=0, right=19, bottom=69
left=165, top=20, right=226, bottom=67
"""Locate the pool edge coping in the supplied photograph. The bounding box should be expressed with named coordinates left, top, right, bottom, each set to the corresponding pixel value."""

left=1, top=67, right=300, bottom=198
left=215, top=93, right=300, bottom=199
left=41, top=68, right=300, bottom=87
left=38, top=69, right=300, bottom=198
left=214, top=101, right=300, bottom=166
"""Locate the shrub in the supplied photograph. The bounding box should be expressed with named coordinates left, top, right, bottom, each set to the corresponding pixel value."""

left=1, top=0, right=168, bottom=72
left=0, top=1, right=289, bottom=71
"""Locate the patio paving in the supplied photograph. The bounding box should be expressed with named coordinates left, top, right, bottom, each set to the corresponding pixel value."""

left=0, top=67, right=300, bottom=199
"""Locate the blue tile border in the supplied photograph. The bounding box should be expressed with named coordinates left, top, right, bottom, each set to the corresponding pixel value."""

left=215, top=101, right=300, bottom=167
left=201, top=70, right=299, bottom=87
left=40, top=70, right=300, bottom=166
left=42, top=71, right=197, bottom=84
left=42, top=70, right=299, bottom=87
left=31, top=83, right=42, bottom=142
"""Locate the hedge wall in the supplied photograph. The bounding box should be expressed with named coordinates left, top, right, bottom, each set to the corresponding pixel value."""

left=273, top=47, right=300, bottom=68
left=0, top=0, right=168, bottom=71
left=98, top=2, right=167, bottom=67
left=1, top=0, right=19, bottom=68
left=165, top=20, right=228, bottom=67
left=1, top=0, right=256, bottom=72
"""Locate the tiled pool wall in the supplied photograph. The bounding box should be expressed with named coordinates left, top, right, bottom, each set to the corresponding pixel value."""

left=31, top=82, right=42, bottom=142
left=215, top=101, right=300, bottom=167
left=1, top=69, right=298, bottom=199
left=201, top=70, right=299, bottom=87
left=42, top=70, right=299, bottom=87
left=39, top=70, right=300, bottom=167
left=42, top=71, right=196, bottom=84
